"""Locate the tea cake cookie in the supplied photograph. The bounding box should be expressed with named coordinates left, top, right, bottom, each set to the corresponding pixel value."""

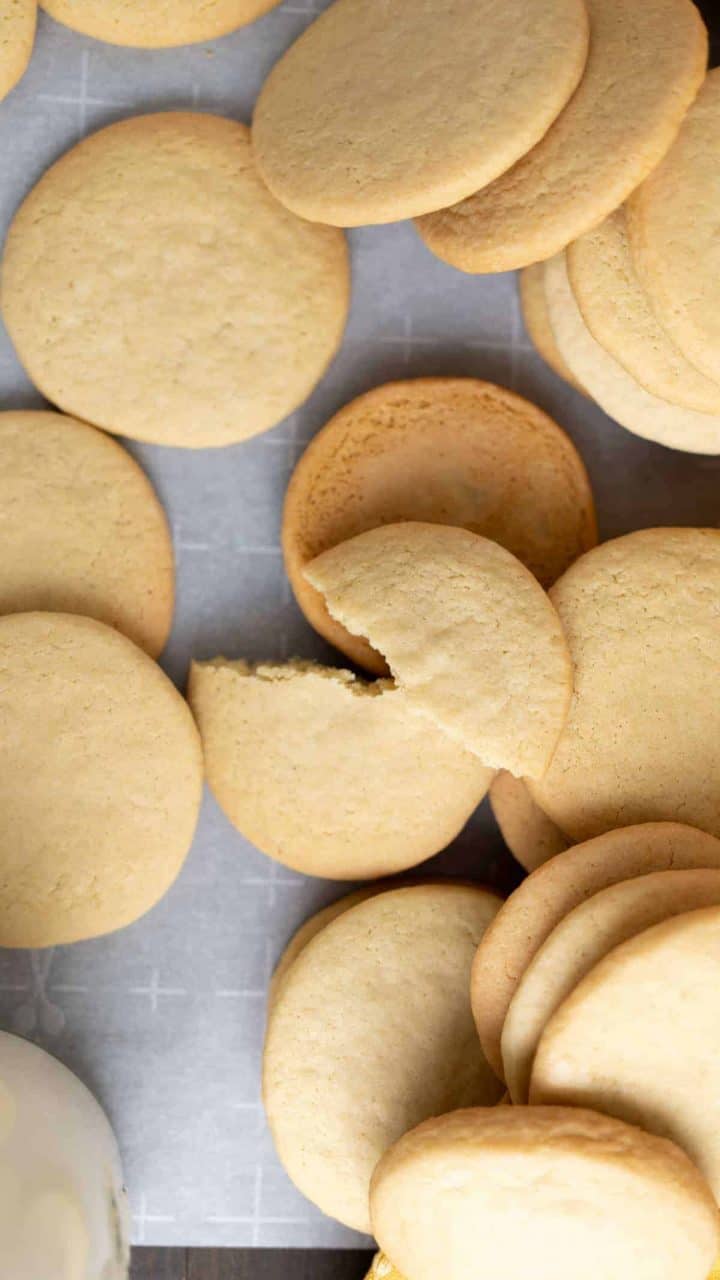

left=40, top=0, right=281, bottom=46
left=0, top=1, right=35, bottom=101
left=1, top=114, right=349, bottom=448
left=530, top=528, right=720, bottom=836
left=284, top=378, right=596, bottom=672
left=544, top=254, right=720, bottom=452
left=252, top=0, right=589, bottom=226
left=306, top=523, right=572, bottom=777
left=264, top=884, right=504, bottom=1232
left=0, top=612, right=203, bottom=947
left=490, top=771, right=570, bottom=873
left=0, top=410, right=173, bottom=657
left=628, top=70, right=720, bottom=385
left=504, top=867, right=720, bottom=1103
left=188, top=659, right=491, bottom=880
left=531, top=906, right=720, bottom=1201
left=416, top=0, right=707, bottom=272
left=370, top=1107, right=719, bottom=1280
left=0, top=1032, right=130, bottom=1278
left=568, top=208, right=720, bottom=413
left=471, top=822, right=720, bottom=1079
left=519, top=265, right=585, bottom=393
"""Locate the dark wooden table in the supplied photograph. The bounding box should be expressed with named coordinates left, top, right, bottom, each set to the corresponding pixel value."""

left=131, top=1248, right=373, bottom=1279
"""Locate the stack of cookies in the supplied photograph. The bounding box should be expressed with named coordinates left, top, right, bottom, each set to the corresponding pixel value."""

left=522, top=69, right=720, bottom=453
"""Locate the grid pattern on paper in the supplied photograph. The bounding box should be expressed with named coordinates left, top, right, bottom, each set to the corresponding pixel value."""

left=3, top=0, right=720, bottom=1253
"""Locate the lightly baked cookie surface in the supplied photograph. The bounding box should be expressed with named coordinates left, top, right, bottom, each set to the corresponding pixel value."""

left=0, top=612, right=203, bottom=948
left=0, top=1031, right=129, bottom=1279
left=416, top=0, right=707, bottom=272
left=628, top=69, right=720, bottom=385
left=544, top=253, right=720, bottom=453
left=530, top=528, right=720, bottom=836
left=268, top=887, right=379, bottom=1007
left=251, top=0, right=589, bottom=226
left=0, top=409, right=173, bottom=657
left=370, top=1107, right=719, bottom=1280
left=187, top=659, right=492, bottom=880
left=489, top=771, right=570, bottom=873
left=0, top=0, right=35, bottom=101
left=39, top=0, right=281, bottom=46
left=531, top=905, right=720, bottom=1203
left=471, top=822, right=720, bottom=1080
left=519, top=266, right=585, bottom=393
left=503, top=867, right=720, bottom=1103
left=568, top=208, right=720, bottom=413
left=0, top=113, right=349, bottom=448
left=263, top=884, right=504, bottom=1233
left=283, top=378, right=596, bottom=673
left=305, top=522, right=573, bottom=778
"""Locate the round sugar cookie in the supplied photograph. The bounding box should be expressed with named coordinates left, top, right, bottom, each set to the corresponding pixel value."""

left=370, top=1107, right=719, bottom=1280
left=188, top=659, right=492, bottom=880
left=416, top=0, right=707, bottom=273
left=529, top=528, right=720, bottom=837
left=263, top=884, right=504, bottom=1232
left=0, top=1032, right=130, bottom=1278
left=504, top=867, right=720, bottom=1104
left=628, top=70, right=720, bottom=385
left=471, top=822, right=720, bottom=1079
left=251, top=0, right=589, bottom=226
left=568, top=208, right=720, bottom=413
left=40, top=0, right=281, bottom=46
left=0, top=113, right=349, bottom=448
left=284, top=378, right=596, bottom=673
left=305, top=523, right=572, bottom=778
left=490, top=771, right=570, bottom=873
left=544, top=253, right=720, bottom=452
left=519, top=266, right=585, bottom=393
left=0, top=409, right=173, bottom=657
left=531, top=906, right=720, bottom=1202
left=0, top=1, right=35, bottom=101
left=0, top=612, right=203, bottom=947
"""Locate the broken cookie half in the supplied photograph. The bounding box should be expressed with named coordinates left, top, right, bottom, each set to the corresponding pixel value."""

left=305, top=522, right=572, bottom=779
left=188, top=658, right=491, bottom=879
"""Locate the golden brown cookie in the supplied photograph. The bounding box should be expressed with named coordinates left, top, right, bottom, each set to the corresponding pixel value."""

left=416, top=0, right=707, bottom=272
left=370, top=1107, right=719, bottom=1280
left=1, top=114, right=349, bottom=448
left=628, top=69, right=720, bottom=386
left=0, top=612, right=203, bottom=947
left=531, top=905, right=720, bottom=1202
left=284, top=379, right=596, bottom=672
left=530, top=528, right=720, bottom=837
left=252, top=0, right=589, bottom=225
left=568, top=208, right=720, bottom=413
left=471, top=822, right=720, bottom=1079
left=188, top=659, right=492, bottom=880
left=544, top=252, right=720, bottom=453
left=264, top=884, right=503, bottom=1232
left=0, top=409, right=173, bottom=657
left=40, top=0, right=280, bottom=46
left=504, top=867, right=720, bottom=1102
left=306, top=522, right=573, bottom=777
